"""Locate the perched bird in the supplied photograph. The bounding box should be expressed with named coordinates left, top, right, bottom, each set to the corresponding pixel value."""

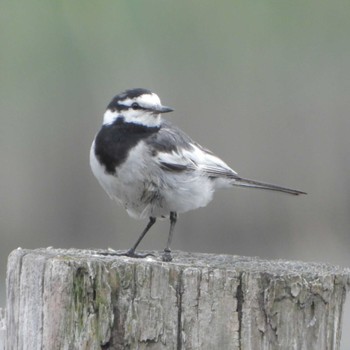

left=90, top=88, right=306, bottom=262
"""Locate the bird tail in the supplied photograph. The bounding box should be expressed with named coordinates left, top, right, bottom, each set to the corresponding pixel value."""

left=231, top=177, right=306, bottom=195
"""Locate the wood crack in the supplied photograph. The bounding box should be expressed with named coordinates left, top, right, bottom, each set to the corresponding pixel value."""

left=176, top=270, right=184, bottom=350
left=236, top=273, right=244, bottom=349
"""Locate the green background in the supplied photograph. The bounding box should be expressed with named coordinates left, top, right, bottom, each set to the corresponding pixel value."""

left=1, top=1, right=350, bottom=346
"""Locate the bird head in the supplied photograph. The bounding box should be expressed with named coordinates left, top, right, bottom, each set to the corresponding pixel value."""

left=103, top=88, right=173, bottom=127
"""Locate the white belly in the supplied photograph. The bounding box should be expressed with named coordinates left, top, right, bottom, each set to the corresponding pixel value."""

left=90, top=141, right=215, bottom=219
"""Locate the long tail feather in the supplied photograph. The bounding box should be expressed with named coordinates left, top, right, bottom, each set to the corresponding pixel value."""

left=232, top=177, right=306, bottom=195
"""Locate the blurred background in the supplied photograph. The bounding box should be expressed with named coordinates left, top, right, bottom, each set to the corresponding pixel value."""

left=1, top=0, right=349, bottom=347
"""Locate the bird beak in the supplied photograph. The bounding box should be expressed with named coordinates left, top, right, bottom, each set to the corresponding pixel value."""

left=150, top=105, right=174, bottom=114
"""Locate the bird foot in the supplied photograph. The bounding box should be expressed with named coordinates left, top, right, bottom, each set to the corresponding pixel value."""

left=162, top=249, right=173, bottom=262
left=100, top=249, right=155, bottom=259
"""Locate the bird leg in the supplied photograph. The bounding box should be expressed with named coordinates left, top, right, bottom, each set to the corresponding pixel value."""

left=101, top=217, right=156, bottom=258
left=121, top=216, right=156, bottom=258
left=162, top=212, right=177, bottom=262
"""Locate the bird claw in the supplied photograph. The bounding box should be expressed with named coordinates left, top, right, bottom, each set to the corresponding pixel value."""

left=162, top=249, right=173, bottom=262
left=99, top=249, right=172, bottom=261
left=123, top=250, right=155, bottom=258
left=99, top=249, right=155, bottom=259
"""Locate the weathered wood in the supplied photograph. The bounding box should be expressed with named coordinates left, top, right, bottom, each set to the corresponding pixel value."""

left=0, top=308, right=5, bottom=350
left=5, top=248, right=350, bottom=350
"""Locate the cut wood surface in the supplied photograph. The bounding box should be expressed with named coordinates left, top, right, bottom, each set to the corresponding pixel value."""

left=5, top=248, right=350, bottom=349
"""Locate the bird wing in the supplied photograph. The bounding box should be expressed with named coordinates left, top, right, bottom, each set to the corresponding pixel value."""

left=146, top=121, right=306, bottom=195
left=147, top=120, right=239, bottom=178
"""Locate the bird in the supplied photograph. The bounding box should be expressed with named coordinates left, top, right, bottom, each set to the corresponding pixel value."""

left=90, top=88, right=306, bottom=262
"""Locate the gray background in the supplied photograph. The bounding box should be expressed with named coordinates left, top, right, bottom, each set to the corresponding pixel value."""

left=1, top=1, right=349, bottom=347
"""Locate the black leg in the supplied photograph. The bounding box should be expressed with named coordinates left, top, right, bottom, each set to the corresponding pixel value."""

left=101, top=217, right=156, bottom=258
left=129, top=217, right=156, bottom=252
left=162, top=212, right=177, bottom=262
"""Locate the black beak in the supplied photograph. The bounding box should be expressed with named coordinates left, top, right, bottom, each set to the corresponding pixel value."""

left=150, top=105, right=174, bottom=114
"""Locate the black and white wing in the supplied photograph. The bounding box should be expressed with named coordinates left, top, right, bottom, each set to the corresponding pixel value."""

left=146, top=120, right=238, bottom=178
left=146, top=120, right=306, bottom=195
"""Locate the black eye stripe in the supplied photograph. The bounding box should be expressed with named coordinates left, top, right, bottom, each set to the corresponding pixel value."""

left=107, top=89, right=154, bottom=110
left=111, top=102, right=144, bottom=111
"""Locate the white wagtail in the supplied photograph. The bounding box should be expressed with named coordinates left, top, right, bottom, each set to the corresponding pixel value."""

left=90, top=88, right=306, bottom=262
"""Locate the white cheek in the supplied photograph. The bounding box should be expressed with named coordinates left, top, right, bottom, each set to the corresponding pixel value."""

left=103, top=110, right=119, bottom=125
left=102, top=109, right=160, bottom=127
left=122, top=110, right=161, bottom=127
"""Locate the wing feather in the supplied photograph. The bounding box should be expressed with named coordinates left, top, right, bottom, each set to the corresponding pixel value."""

left=146, top=120, right=238, bottom=178
left=144, top=120, right=306, bottom=195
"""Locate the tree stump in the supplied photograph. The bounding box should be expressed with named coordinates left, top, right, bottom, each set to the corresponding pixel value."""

left=4, top=248, right=350, bottom=349
left=0, top=308, right=5, bottom=350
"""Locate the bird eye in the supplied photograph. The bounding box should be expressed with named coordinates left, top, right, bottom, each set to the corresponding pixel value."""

left=131, top=102, right=140, bottom=109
